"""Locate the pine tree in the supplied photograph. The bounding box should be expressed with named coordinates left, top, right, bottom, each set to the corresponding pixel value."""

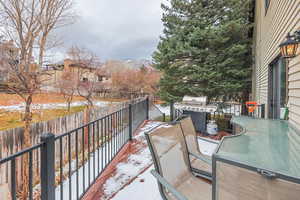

left=153, top=0, right=253, bottom=103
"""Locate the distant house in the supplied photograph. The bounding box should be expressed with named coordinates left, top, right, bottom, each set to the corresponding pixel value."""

left=43, top=59, right=111, bottom=91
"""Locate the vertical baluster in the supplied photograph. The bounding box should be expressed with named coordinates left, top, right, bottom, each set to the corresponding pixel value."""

left=117, top=112, right=119, bottom=152
left=60, top=138, right=63, bottom=200
left=93, top=122, right=96, bottom=180
left=82, top=127, right=85, bottom=192
left=68, top=134, right=72, bottom=200
left=97, top=120, right=100, bottom=175
left=88, top=124, right=91, bottom=186
left=101, top=118, right=104, bottom=172
left=11, top=158, right=16, bottom=200
left=75, top=130, right=79, bottom=199
left=29, top=151, right=33, bottom=200
left=111, top=114, right=113, bottom=159
left=109, top=115, right=111, bottom=161
left=112, top=113, right=115, bottom=157
left=105, top=116, right=108, bottom=167
left=116, top=112, right=119, bottom=153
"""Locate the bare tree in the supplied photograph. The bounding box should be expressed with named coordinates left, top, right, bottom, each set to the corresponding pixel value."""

left=57, top=71, right=77, bottom=112
left=78, top=80, right=96, bottom=108
left=0, top=0, right=75, bottom=198
left=67, top=46, right=99, bottom=108
left=38, top=0, right=75, bottom=67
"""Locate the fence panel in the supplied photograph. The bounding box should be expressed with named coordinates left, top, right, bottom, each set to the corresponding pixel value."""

left=131, top=98, right=148, bottom=132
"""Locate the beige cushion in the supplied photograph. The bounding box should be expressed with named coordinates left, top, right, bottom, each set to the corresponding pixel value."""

left=191, top=157, right=212, bottom=174
left=165, top=175, right=212, bottom=200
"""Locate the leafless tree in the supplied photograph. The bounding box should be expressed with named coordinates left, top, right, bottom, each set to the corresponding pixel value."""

left=57, top=71, right=78, bottom=112
left=0, top=0, right=75, bottom=198
left=67, top=46, right=99, bottom=108
left=38, top=0, right=75, bottom=67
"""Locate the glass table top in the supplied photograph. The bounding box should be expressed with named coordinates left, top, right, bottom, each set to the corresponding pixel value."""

left=216, top=116, right=300, bottom=179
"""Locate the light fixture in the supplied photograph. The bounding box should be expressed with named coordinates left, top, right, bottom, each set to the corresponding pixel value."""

left=279, top=30, right=300, bottom=58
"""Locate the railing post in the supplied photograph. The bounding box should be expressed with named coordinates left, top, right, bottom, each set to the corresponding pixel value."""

left=163, top=113, right=166, bottom=122
left=261, top=104, right=265, bottom=119
left=129, top=104, right=133, bottom=141
left=170, top=102, right=174, bottom=121
left=146, top=96, right=150, bottom=120
left=40, top=133, right=55, bottom=200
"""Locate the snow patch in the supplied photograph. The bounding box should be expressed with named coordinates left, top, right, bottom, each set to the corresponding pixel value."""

left=0, top=101, right=117, bottom=111
left=102, top=144, right=153, bottom=199
left=111, top=166, right=163, bottom=200
left=101, top=121, right=164, bottom=200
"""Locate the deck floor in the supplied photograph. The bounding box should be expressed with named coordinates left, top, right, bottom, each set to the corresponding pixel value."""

left=83, top=121, right=221, bottom=200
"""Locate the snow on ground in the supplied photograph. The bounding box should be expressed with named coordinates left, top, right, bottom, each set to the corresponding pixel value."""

left=101, top=121, right=165, bottom=200
left=198, top=138, right=219, bottom=156
left=111, top=166, right=163, bottom=200
left=0, top=101, right=117, bottom=111
left=154, top=104, right=170, bottom=115
left=54, top=130, right=126, bottom=200
left=102, top=148, right=153, bottom=199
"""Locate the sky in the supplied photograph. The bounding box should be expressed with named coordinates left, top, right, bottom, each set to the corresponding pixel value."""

left=54, top=0, right=166, bottom=62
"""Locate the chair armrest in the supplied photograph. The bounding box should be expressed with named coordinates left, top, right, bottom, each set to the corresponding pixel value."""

left=189, top=152, right=212, bottom=165
left=151, top=170, right=188, bottom=200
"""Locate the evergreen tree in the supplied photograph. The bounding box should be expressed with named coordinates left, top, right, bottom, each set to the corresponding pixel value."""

left=153, top=0, right=253, bottom=103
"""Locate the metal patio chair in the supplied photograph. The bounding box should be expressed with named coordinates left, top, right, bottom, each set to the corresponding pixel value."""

left=145, top=123, right=212, bottom=200
left=178, top=116, right=219, bottom=180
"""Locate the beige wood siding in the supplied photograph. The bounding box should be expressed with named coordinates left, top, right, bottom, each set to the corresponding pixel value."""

left=253, top=0, right=300, bottom=125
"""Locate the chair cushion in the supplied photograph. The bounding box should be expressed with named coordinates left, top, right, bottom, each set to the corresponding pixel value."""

left=190, top=157, right=212, bottom=174
left=165, top=175, right=212, bottom=200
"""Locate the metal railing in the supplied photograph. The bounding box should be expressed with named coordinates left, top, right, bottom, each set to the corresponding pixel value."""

left=173, top=102, right=266, bottom=119
left=173, top=102, right=265, bottom=132
left=0, top=97, right=149, bottom=200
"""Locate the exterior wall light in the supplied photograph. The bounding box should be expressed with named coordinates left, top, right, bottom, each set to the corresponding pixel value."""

left=279, top=31, right=300, bottom=58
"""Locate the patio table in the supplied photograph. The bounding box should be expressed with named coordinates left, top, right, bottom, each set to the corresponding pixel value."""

left=212, top=116, right=300, bottom=200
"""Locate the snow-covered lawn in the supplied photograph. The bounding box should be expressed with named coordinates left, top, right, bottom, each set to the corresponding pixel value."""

left=0, top=101, right=117, bottom=111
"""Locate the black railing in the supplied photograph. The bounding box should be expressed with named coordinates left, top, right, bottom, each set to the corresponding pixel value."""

left=174, top=102, right=266, bottom=119
left=173, top=102, right=265, bottom=132
left=149, top=101, right=166, bottom=122
left=0, top=143, right=43, bottom=200
left=0, top=97, right=149, bottom=200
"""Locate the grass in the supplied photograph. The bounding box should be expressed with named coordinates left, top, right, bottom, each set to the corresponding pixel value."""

left=0, top=93, right=126, bottom=106
left=0, top=106, right=86, bottom=131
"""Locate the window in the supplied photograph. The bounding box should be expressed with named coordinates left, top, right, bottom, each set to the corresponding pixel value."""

left=265, top=0, right=271, bottom=14
left=268, top=58, right=287, bottom=119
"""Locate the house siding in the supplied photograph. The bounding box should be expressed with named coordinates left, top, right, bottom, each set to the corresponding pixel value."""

left=253, top=0, right=300, bottom=127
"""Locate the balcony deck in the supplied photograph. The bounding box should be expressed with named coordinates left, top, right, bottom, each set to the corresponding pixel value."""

left=82, top=120, right=220, bottom=200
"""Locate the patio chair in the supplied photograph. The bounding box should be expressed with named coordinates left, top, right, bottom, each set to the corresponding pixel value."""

left=178, top=116, right=219, bottom=180
left=145, top=123, right=212, bottom=200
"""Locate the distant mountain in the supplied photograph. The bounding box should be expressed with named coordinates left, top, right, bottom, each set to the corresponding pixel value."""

left=101, top=59, right=154, bottom=73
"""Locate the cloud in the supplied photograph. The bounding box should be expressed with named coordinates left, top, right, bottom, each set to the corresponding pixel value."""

left=55, top=0, right=166, bottom=61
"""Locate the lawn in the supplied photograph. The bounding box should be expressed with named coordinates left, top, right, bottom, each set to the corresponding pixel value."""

left=0, top=92, right=127, bottom=131
left=0, top=106, right=86, bottom=131
left=0, top=93, right=126, bottom=106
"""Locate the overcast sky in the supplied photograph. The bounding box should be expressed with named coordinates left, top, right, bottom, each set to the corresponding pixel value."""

left=54, top=0, right=166, bottom=62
